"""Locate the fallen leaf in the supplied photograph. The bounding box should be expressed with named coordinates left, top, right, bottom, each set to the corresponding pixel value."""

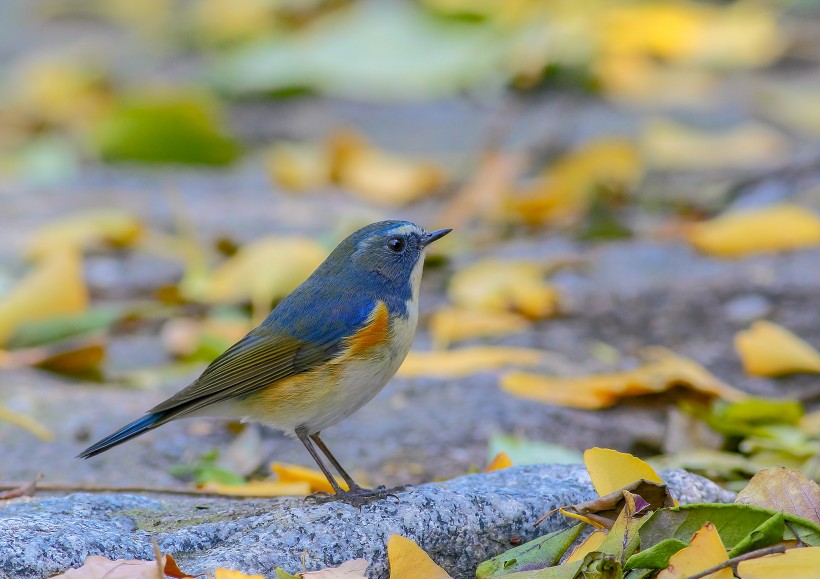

left=625, top=538, right=688, bottom=571
left=199, top=480, right=311, bottom=497
left=0, top=249, right=88, bottom=345
left=196, top=236, right=327, bottom=322
left=501, top=348, right=746, bottom=409
left=54, top=554, right=191, bottom=578
left=735, top=321, right=820, bottom=377
left=303, top=559, right=368, bottom=578
left=163, top=555, right=196, bottom=579
left=475, top=524, right=584, bottom=578
left=484, top=451, right=512, bottom=472
left=0, top=404, right=54, bottom=441
left=594, top=491, right=644, bottom=561
left=561, top=479, right=673, bottom=529
left=271, top=462, right=348, bottom=494
left=507, top=138, right=642, bottom=227
left=564, top=530, right=606, bottom=564
left=0, top=478, right=38, bottom=500
left=215, top=569, right=265, bottom=579
left=756, top=82, right=820, bottom=137
left=388, top=535, right=452, bottom=579
left=657, top=522, right=732, bottom=579
left=428, top=307, right=529, bottom=349
left=330, top=131, right=445, bottom=205
left=397, top=347, right=543, bottom=378
left=688, top=204, right=820, bottom=258
left=448, top=260, right=560, bottom=319
left=488, top=434, right=582, bottom=467
left=584, top=448, right=664, bottom=497
left=33, top=340, right=106, bottom=378
left=641, top=119, right=789, bottom=171
left=27, top=209, right=143, bottom=260
left=266, top=141, right=331, bottom=193
left=736, top=467, right=820, bottom=525
left=736, top=546, right=820, bottom=578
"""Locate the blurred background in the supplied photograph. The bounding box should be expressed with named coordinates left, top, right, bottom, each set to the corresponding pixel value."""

left=2, top=0, right=820, bottom=495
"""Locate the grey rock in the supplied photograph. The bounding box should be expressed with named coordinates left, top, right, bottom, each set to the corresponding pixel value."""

left=0, top=465, right=732, bottom=579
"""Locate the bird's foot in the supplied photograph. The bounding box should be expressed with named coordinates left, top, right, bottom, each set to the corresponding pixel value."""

left=305, top=484, right=413, bottom=507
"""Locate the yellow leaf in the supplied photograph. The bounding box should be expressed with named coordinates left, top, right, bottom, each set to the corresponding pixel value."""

left=429, top=307, right=529, bottom=349
left=0, top=404, right=54, bottom=441
left=27, top=209, right=143, bottom=260
left=736, top=546, right=820, bottom=578
left=271, top=462, right=348, bottom=494
left=0, top=249, right=88, bottom=345
left=387, top=535, right=453, bottom=579
left=757, top=82, right=820, bottom=138
left=214, top=568, right=265, bottom=579
left=199, top=480, right=311, bottom=497
left=194, top=0, right=277, bottom=44
left=659, top=522, right=731, bottom=579
left=641, top=119, right=789, bottom=171
left=197, top=236, right=327, bottom=322
left=303, top=559, right=368, bottom=578
left=564, top=530, right=607, bottom=563
left=398, top=347, right=543, bottom=378
left=448, top=260, right=560, bottom=319
left=265, top=141, right=330, bottom=193
left=501, top=347, right=745, bottom=409
left=330, top=131, right=445, bottom=206
left=485, top=451, right=512, bottom=472
left=507, top=138, right=641, bottom=227
left=584, top=448, right=663, bottom=496
left=735, top=321, right=820, bottom=377
left=689, top=204, right=820, bottom=258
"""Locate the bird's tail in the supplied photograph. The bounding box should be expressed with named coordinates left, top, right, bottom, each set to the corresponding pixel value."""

left=77, top=412, right=166, bottom=458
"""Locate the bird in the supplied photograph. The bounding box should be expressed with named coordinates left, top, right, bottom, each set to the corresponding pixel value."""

left=79, top=220, right=451, bottom=505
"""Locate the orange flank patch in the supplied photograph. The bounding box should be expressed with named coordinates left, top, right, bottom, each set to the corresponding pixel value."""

left=346, top=301, right=390, bottom=356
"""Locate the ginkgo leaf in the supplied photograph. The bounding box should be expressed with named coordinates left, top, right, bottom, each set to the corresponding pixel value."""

left=501, top=347, right=746, bottom=409
left=484, top=451, right=512, bottom=472
left=397, top=347, right=543, bottom=378
left=266, top=141, right=331, bottom=193
left=271, top=462, right=349, bottom=494
left=199, top=480, right=311, bottom=497
left=27, top=209, right=143, bottom=260
left=584, top=448, right=663, bottom=497
left=657, top=522, right=732, bottom=579
left=735, top=321, right=820, bottom=376
left=564, top=530, right=606, bottom=563
left=0, top=404, right=54, bottom=441
left=0, top=249, right=88, bottom=345
left=429, top=307, right=530, bottom=349
left=448, top=260, right=560, bottom=319
left=736, top=467, right=820, bottom=525
left=388, top=535, right=452, bottom=579
left=736, top=546, right=820, bottom=578
left=215, top=569, right=265, bottom=579
left=303, top=559, right=368, bottom=578
left=688, top=204, right=820, bottom=258
left=561, top=478, right=673, bottom=528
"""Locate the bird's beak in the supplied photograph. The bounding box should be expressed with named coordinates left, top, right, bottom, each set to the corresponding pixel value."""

left=421, top=228, right=452, bottom=247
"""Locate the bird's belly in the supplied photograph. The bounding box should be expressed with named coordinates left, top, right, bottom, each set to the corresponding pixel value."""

left=243, top=310, right=416, bottom=435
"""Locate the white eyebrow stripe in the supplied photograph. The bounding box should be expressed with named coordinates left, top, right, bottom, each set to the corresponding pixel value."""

left=387, top=224, right=420, bottom=236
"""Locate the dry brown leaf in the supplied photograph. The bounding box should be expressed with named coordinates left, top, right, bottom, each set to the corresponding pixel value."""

left=658, top=522, right=732, bottom=579
left=735, top=321, right=820, bottom=377
left=484, top=451, right=512, bottom=472
left=501, top=347, right=745, bottom=409
left=33, top=341, right=106, bottom=376
left=428, top=307, right=529, bottom=349
left=27, top=209, right=143, bottom=260
left=330, top=131, right=445, bottom=206
left=387, top=535, right=452, bottom=579
left=0, top=249, right=88, bottom=345
left=199, top=480, right=311, bottom=497
left=561, top=478, right=672, bottom=529
left=271, top=462, right=348, bottom=494
left=736, top=546, right=820, bottom=578
left=448, top=260, right=560, bottom=319
left=507, top=138, right=641, bottom=227
left=398, top=347, right=543, bottom=378
left=641, top=119, right=789, bottom=171
left=303, top=559, right=368, bottom=578
left=688, top=204, right=820, bottom=258
left=735, top=467, right=820, bottom=525
left=266, top=142, right=331, bottom=193
left=53, top=554, right=188, bottom=578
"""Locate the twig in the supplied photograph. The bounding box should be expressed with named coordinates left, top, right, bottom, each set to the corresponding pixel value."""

left=0, top=481, right=296, bottom=499
left=685, top=545, right=786, bottom=579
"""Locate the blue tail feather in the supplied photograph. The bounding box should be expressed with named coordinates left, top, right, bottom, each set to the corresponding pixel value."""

left=77, top=412, right=165, bottom=458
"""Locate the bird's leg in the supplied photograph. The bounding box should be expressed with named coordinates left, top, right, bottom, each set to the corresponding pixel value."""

left=296, top=427, right=346, bottom=496
left=309, top=432, right=362, bottom=491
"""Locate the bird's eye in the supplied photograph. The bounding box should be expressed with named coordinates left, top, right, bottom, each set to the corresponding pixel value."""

left=387, top=236, right=406, bottom=253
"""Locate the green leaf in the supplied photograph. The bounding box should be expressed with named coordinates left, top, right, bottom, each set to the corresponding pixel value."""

left=476, top=524, right=584, bottom=578
left=274, top=568, right=299, bottom=579
left=501, top=552, right=622, bottom=579
left=707, top=398, right=804, bottom=436
left=727, top=513, right=785, bottom=557
left=638, top=504, right=820, bottom=553
left=9, top=308, right=120, bottom=348
left=624, top=538, right=687, bottom=570
left=594, top=493, right=642, bottom=563
left=488, top=435, right=583, bottom=467
left=95, top=94, right=239, bottom=166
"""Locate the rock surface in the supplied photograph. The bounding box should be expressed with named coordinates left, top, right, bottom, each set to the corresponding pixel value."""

left=0, top=465, right=733, bottom=579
